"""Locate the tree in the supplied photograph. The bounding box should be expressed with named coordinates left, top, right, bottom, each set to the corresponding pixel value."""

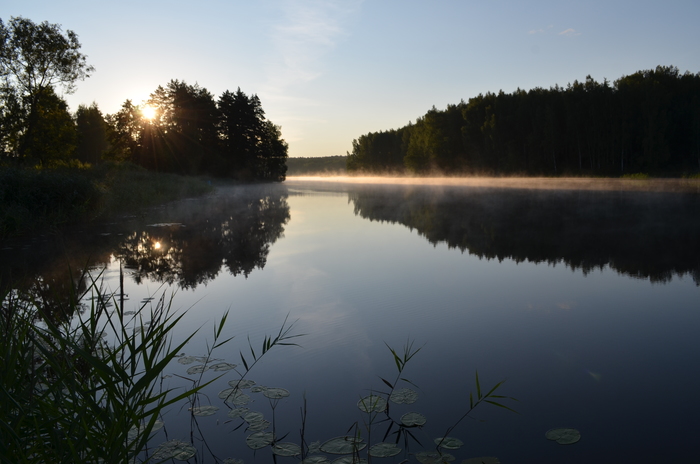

left=75, top=103, right=107, bottom=165
left=0, top=17, right=93, bottom=160
left=217, top=88, right=266, bottom=179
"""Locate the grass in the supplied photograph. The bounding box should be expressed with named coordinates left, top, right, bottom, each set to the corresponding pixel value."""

left=0, top=276, right=202, bottom=463
left=0, top=162, right=214, bottom=240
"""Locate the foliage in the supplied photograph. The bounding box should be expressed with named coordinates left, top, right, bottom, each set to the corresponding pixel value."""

left=0, top=16, right=93, bottom=161
left=75, top=102, right=108, bottom=165
left=348, top=66, right=700, bottom=177
left=108, top=81, right=288, bottom=180
left=286, top=155, right=347, bottom=175
left=0, top=163, right=213, bottom=240
left=0, top=278, right=205, bottom=463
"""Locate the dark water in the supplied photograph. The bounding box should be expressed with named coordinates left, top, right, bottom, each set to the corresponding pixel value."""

left=2, top=178, right=699, bottom=464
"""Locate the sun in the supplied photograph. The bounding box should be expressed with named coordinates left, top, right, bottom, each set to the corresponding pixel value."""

left=141, top=105, right=157, bottom=120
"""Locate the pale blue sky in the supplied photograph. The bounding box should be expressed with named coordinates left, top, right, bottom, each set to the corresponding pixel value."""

left=4, top=0, right=700, bottom=157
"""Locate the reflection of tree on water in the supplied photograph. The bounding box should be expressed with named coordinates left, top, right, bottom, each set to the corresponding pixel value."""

left=348, top=185, right=700, bottom=285
left=115, top=184, right=290, bottom=289
left=1, top=184, right=290, bottom=319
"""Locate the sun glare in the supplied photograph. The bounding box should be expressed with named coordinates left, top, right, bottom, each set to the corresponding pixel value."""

left=142, top=105, right=156, bottom=120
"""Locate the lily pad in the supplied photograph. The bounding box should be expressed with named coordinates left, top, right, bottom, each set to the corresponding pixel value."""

left=251, top=385, right=268, bottom=393
left=228, top=379, right=256, bottom=389
left=243, top=411, right=265, bottom=423
left=390, top=388, right=418, bottom=404
left=191, top=405, right=219, bottom=416
left=219, top=389, right=252, bottom=406
left=227, top=407, right=249, bottom=418
left=127, top=420, right=164, bottom=442
left=545, top=428, right=581, bottom=445
left=263, top=387, right=290, bottom=399
left=332, top=458, right=368, bottom=464
left=222, top=459, right=244, bottom=464
left=272, top=442, right=302, bottom=456
left=462, top=458, right=500, bottom=464
left=248, top=419, right=270, bottom=431
left=357, top=395, right=387, bottom=413
left=401, top=412, right=427, bottom=427
left=435, top=437, right=464, bottom=450
left=246, top=431, right=274, bottom=450
left=209, top=362, right=237, bottom=371
left=152, top=440, right=196, bottom=461
left=177, top=355, right=196, bottom=365
left=319, top=436, right=367, bottom=454
left=415, top=452, right=455, bottom=464
left=186, top=364, right=208, bottom=375
left=369, top=442, right=401, bottom=457
left=302, top=456, right=330, bottom=464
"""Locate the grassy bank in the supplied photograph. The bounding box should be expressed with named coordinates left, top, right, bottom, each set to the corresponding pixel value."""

left=0, top=162, right=213, bottom=240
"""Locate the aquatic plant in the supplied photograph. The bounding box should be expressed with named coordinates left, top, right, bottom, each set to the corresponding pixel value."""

left=0, top=276, right=221, bottom=463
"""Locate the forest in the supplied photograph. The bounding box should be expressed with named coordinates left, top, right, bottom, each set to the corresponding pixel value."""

left=0, top=17, right=287, bottom=181
left=347, top=66, right=700, bottom=177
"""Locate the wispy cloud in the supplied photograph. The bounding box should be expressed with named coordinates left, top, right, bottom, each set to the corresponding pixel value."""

left=559, top=28, right=581, bottom=37
left=263, top=0, right=362, bottom=95
left=528, top=25, right=553, bottom=34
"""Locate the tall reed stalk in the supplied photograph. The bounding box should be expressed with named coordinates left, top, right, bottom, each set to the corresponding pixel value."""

left=0, top=279, right=210, bottom=464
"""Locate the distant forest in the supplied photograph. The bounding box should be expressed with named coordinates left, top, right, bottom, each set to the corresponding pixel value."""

left=286, top=155, right=347, bottom=175
left=347, top=66, right=700, bottom=177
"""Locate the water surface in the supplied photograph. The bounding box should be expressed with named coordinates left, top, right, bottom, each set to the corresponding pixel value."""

left=2, top=178, right=699, bottom=464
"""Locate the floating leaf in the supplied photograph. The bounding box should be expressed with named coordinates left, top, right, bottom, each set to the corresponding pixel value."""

left=243, top=411, right=265, bottom=423
left=320, top=436, right=367, bottom=454
left=462, top=457, right=500, bottom=464
left=307, top=441, right=321, bottom=454
left=246, top=432, right=274, bottom=450
left=186, top=365, right=208, bottom=375
left=209, top=362, right=237, bottom=371
left=222, top=459, right=244, bottom=464
left=435, top=437, right=463, bottom=450
left=191, top=405, right=219, bottom=416
left=251, top=385, right=268, bottom=393
left=248, top=419, right=270, bottom=431
left=415, top=452, right=455, bottom=464
left=227, top=408, right=249, bottom=418
left=390, top=388, right=418, bottom=404
left=302, top=456, right=330, bottom=464
left=219, top=389, right=252, bottom=405
left=228, top=379, right=256, bottom=389
left=369, top=442, right=401, bottom=457
left=177, top=356, right=196, bottom=365
left=331, top=458, right=368, bottom=464
left=401, top=412, right=426, bottom=427
left=127, top=420, right=164, bottom=442
left=272, top=442, right=301, bottom=456
left=152, top=440, right=196, bottom=461
left=263, top=387, right=290, bottom=399
left=357, top=395, right=387, bottom=413
left=545, top=428, right=581, bottom=445
left=227, top=393, right=252, bottom=406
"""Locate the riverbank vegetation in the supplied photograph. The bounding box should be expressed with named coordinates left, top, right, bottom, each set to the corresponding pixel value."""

left=347, top=65, right=700, bottom=177
left=0, top=162, right=212, bottom=240
left=0, top=16, right=288, bottom=184
left=286, top=155, right=347, bottom=175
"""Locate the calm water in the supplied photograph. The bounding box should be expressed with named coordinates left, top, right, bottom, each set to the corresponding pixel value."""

left=2, top=178, right=699, bottom=464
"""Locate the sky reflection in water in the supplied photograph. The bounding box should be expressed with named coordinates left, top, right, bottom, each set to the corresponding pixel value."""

left=3, top=179, right=699, bottom=463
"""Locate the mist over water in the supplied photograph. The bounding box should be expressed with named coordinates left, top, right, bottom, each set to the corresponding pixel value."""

left=2, top=178, right=699, bottom=463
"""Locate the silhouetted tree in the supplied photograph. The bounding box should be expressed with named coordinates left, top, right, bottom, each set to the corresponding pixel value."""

left=75, top=103, right=107, bottom=165
left=0, top=17, right=93, bottom=161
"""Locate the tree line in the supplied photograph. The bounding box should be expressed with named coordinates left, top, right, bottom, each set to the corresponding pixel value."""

left=347, top=66, right=700, bottom=176
left=0, top=17, right=287, bottom=181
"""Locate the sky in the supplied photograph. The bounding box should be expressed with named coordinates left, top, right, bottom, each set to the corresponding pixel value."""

left=4, top=0, right=700, bottom=158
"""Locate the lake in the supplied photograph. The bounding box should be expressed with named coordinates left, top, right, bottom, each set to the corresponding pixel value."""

left=2, top=177, right=699, bottom=464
